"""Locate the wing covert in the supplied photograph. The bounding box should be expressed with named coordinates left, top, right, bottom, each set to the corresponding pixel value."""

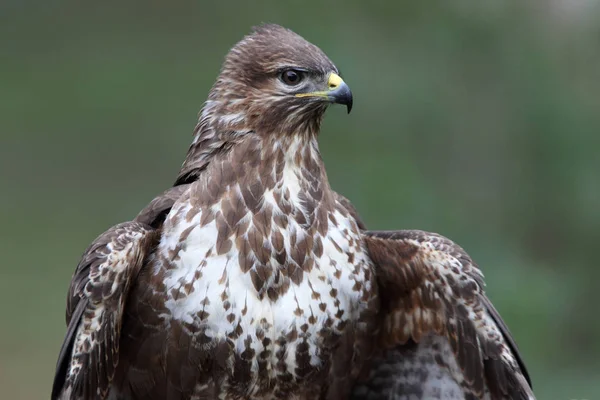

left=360, top=229, right=534, bottom=399
left=52, top=222, right=159, bottom=400
left=53, top=185, right=190, bottom=400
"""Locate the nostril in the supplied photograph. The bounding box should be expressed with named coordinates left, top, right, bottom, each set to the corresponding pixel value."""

left=327, top=73, right=343, bottom=90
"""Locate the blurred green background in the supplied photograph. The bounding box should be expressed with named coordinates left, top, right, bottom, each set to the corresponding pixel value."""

left=2, top=1, right=599, bottom=398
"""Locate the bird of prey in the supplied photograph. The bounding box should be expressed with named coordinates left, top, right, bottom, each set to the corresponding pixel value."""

left=52, top=24, right=534, bottom=400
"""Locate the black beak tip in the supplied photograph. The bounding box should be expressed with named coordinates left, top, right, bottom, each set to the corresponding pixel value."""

left=339, top=89, right=353, bottom=114
left=342, top=88, right=353, bottom=114
left=328, top=83, right=353, bottom=114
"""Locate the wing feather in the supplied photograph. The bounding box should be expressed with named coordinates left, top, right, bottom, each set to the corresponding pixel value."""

left=52, top=222, right=159, bottom=400
left=359, top=229, right=534, bottom=399
left=53, top=185, right=189, bottom=400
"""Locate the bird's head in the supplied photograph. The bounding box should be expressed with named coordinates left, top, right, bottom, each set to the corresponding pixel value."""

left=178, top=25, right=350, bottom=185
left=207, top=24, right=352, bottom=136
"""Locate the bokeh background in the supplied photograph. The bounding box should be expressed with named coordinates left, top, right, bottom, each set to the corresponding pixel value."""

left=2, top=1, right=599, bottom=398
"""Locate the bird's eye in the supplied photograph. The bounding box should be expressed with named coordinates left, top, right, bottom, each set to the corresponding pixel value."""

left=280, top=69, right=303, bottom=86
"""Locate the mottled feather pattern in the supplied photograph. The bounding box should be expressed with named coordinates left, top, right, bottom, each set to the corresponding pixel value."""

left=352, top=335, right=472, bottom=400
left=53, top=186, right=189, bottom=400
left=136, top=133, right=377, bottom=399
left=355, top=230, right=534, bottom=399
left=53, top=222, right=160, bottom=400
left=53, top=23, right=533, bottom=400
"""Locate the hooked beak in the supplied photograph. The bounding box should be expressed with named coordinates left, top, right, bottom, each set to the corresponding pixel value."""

left=295, top=72, right=353, bottom=114
left=326, top=72, right=353, bottom=114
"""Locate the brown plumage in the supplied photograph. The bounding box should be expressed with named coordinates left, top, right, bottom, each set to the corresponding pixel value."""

left=52, top=24, right=534, bottom=399
left=353, top=231, right=533, bottom=399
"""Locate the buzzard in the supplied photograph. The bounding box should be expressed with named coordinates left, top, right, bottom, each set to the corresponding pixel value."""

left=52, top=24, right=534, bottom=400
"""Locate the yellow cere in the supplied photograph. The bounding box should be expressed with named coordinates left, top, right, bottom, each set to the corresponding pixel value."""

left=327, top=72, right=343, bottom=90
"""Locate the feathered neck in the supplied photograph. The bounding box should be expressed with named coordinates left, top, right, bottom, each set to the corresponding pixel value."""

left=174, top=89, right=325, bottom=187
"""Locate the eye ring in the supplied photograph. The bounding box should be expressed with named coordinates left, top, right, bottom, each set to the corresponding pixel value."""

left=280, top=69, right=303, bottom=86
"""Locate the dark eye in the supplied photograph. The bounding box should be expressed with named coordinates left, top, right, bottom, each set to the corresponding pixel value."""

left=280, top=69, right=303, bottom=86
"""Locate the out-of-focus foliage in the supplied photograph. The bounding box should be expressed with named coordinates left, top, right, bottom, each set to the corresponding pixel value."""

left=1, top=1, right=598, bottom=399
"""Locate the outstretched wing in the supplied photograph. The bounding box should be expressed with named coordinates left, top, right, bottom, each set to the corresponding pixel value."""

left=52, top=185, right=189, bottom=400
left=52, top=222, right=159, bottom=400
left=355, top=230, right=534, bottom=400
